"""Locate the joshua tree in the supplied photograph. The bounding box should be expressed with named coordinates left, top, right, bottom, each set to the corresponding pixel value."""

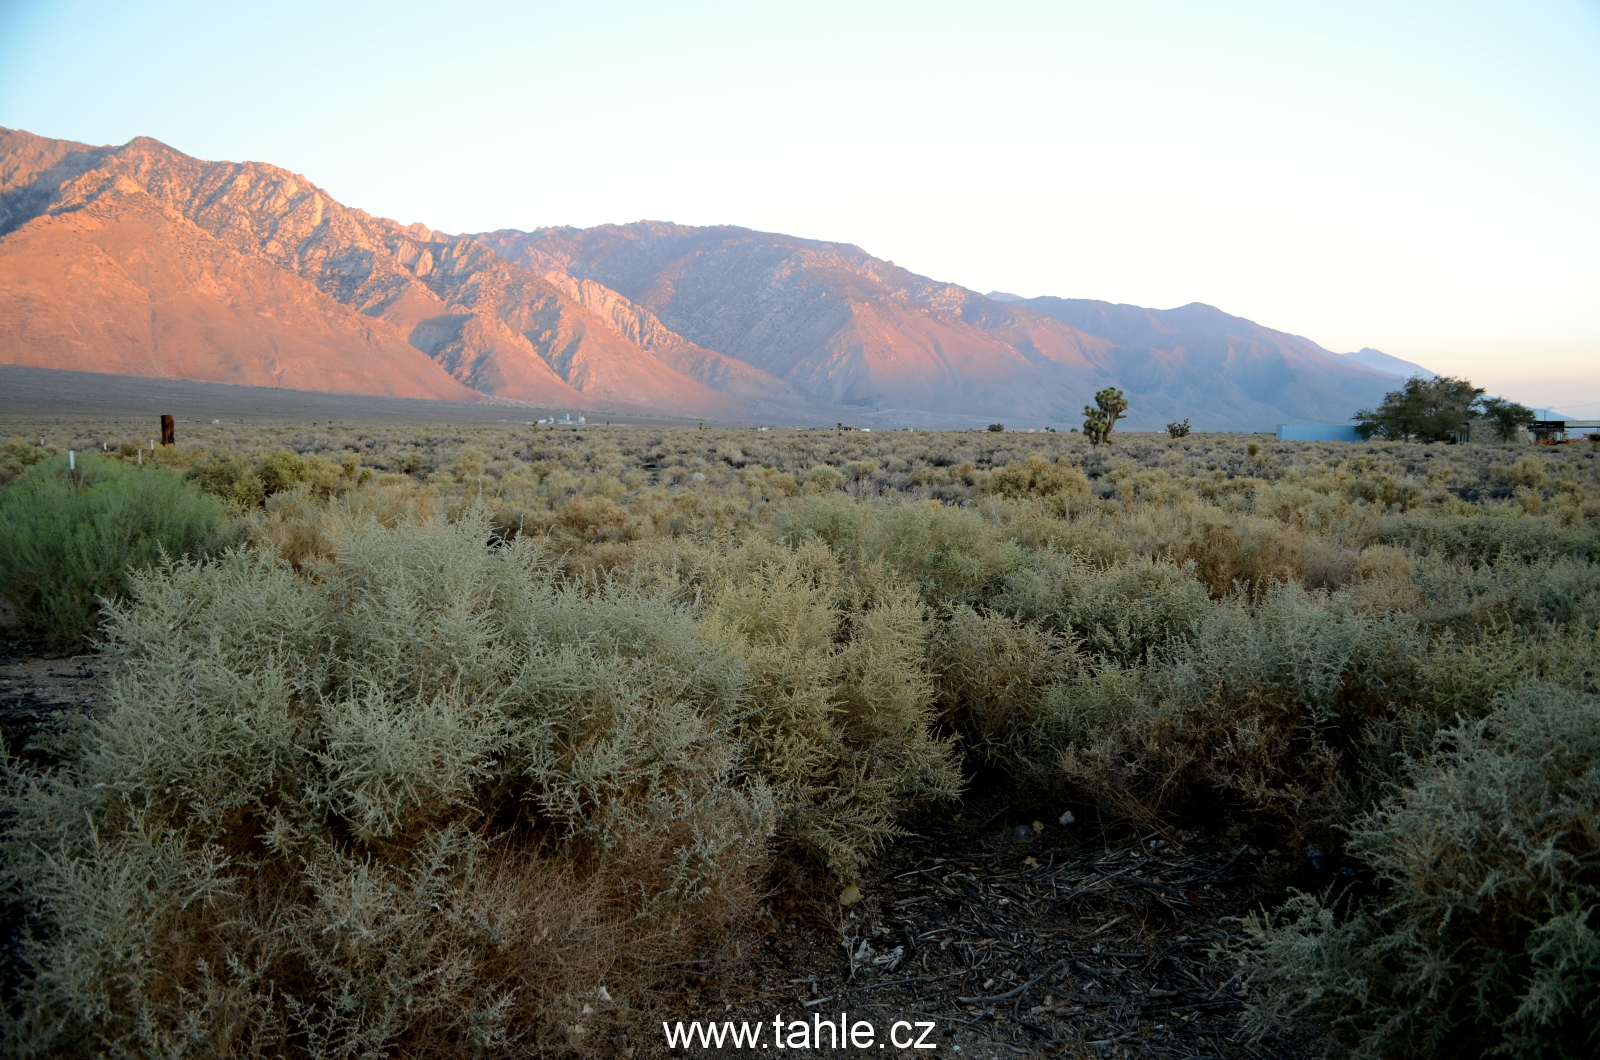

left=987, top=423, right=1005, bottom=432
left=1083, top=387, right=1128, bottom=445
left=1166, top=419, right=1191, bottom=438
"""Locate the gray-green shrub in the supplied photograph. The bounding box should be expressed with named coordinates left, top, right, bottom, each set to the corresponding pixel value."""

left=2, top=512, right=772, bottom=1057
left=8, top=419, right=1600, bottom=1058
left=1244, top=683, right=1600, bottom=1059
left=992, top=552, right=1211, bottom=666
left=641, top=535, right=961, bottom=880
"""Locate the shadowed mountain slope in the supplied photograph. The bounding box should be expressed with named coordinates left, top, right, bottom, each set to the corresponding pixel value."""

left=1338, top=346, right=1434, bottom=380
left=1011, top=296, right=1432, bottom=425
left=478, top=222, right=1405, bottom=429
left=477, top=223, right=1117, bottom=421
left=1014, top=297, right=1433, bottom=383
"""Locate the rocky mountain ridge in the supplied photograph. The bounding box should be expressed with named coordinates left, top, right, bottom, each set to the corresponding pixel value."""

left=479, top=221, right=1411, bottom=428
left=0, top=128, right=828, bottom=419
left=2, top=128, right=1414, bottom=428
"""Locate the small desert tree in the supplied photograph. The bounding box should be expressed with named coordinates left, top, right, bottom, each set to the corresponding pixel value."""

left=1166, top=419, right=1191, bottom=438
left=1355, top=376, right=1484, bottom=442
left=1083, top=387, right=1129, bottom=445
left=1478, top=396, right=1538, bottom=443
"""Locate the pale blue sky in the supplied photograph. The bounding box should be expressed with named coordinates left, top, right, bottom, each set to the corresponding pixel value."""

left=2, top=0, right=1596, bottom=409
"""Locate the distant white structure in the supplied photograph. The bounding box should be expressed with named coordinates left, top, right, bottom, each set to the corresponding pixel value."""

left=1276, top=424, right=1363, bottom=442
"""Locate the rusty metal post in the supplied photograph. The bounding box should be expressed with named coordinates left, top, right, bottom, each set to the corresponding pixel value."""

left=160, top=415, right=175, bottom=446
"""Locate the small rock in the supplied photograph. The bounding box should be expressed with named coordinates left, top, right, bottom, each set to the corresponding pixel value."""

left=1011, top=824, right=1035, bottom=844
left=1058, top=810, right=1076, bottom=826
left=1031, top=819, right=1044, bottom=834
left=690, top=472, right=706, bottom=481
left=838, top=884, right=862, bottom=906
left=596, top=985, right=612, bottom=1002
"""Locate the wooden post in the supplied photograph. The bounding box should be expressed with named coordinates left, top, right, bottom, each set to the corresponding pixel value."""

left=160, top=414, right=175, bottom=446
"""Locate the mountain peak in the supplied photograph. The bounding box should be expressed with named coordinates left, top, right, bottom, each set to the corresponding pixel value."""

left=1339, top=347, right=1435, bottom=380
left=2, top=127, right=1409, bottom=430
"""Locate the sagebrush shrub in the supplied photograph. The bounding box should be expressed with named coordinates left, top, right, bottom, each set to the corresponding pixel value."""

left=1375, top=509, right=1600, bottom=565
left=992, top=552, right=1211, bottom=666
left=1244, top=684, right=1600, bottom=1060
left=643, top=535, right=961, bottom=880
left=2, top=512, right=771, bottom=1057
left=930, top=606, right=1077, bottom=768
left=982, top=453, right=1090, bottom=499
left=0, top=438, right=55, bottom=488
left=865, top=500, right=1028, bottom=607
left=774, top=493, right=864, bottom=553
left=1043, top=583, right=1426, bottom=841
left=0, top=455, right=224, bottom=645
left=8, top=419, right=1599, bottom=1058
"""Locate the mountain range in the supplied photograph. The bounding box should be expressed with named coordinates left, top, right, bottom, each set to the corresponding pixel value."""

left=0, top=128, right=1431, bottom=429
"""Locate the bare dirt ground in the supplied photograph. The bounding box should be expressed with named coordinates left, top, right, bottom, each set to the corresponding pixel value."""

left=647, top=810, right=1317, bottom=1060
left=0, top=623, right=109, bottom=1008
left=0, top=630, right=105, bottom=768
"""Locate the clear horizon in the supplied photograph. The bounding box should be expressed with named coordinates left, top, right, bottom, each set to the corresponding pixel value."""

left=2, top=0, right=1596, bottom=412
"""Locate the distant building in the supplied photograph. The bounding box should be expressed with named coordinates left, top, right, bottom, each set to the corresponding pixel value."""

left=1275, top=424, right=1363, bottom=442
left=1530, top=418, right=1600, bottom=444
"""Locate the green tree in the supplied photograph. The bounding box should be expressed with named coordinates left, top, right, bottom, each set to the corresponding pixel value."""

left=1478, top=396, right=1537, bottom=443
left=1083, top=387, right=1129, bottom=445
left=1355, top=376, right=1484, bottom=442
